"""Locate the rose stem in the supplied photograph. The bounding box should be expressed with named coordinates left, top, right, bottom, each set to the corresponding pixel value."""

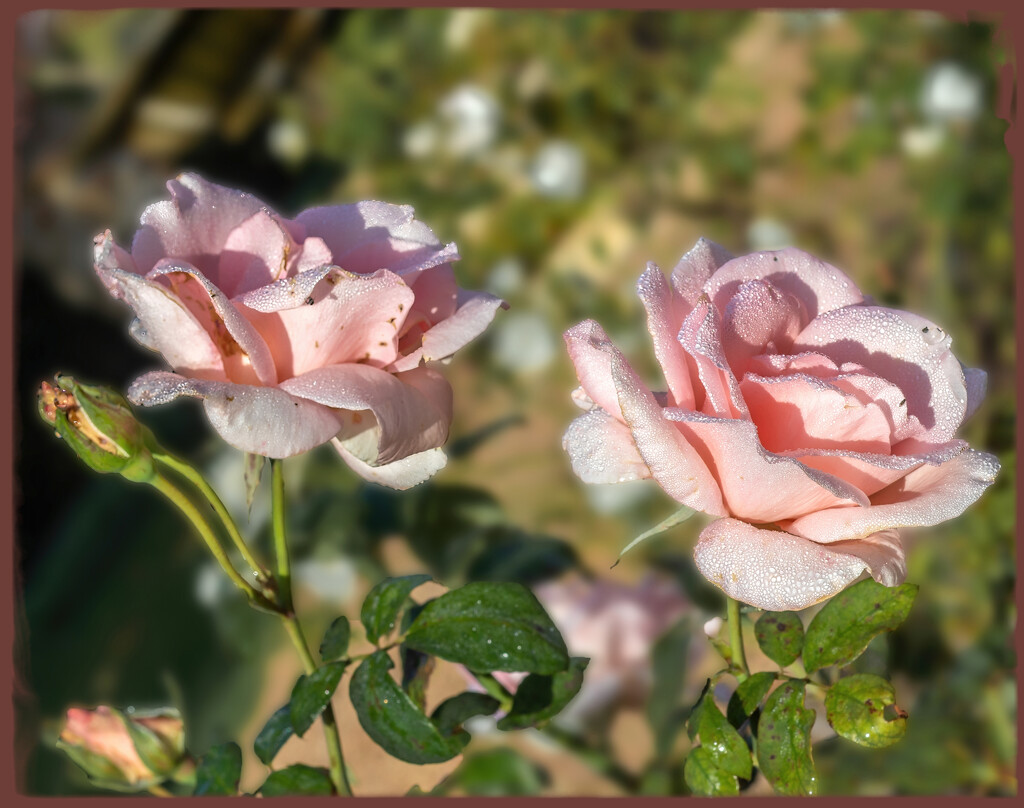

left=271, top=459, right=353, bottom=797
left=726, top=596, right=750, bottom=682
left=149, top=473, right=275, bottom=611
left=152, top=452, right=270, bottom=584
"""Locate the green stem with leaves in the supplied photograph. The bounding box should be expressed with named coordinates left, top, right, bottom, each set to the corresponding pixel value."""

left=270, top=459, right=353, bottom=797
left=726, top=596, right=749, bottom=682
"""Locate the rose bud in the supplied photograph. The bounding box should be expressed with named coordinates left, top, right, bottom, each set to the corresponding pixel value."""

left=38, top=375, right=156, bottom=482
left=57, top=706, right=188, bottom=790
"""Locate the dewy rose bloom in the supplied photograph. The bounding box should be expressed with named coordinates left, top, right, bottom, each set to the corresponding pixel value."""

left=563, top=239, right=998, bottom=611
left=94, top=174, right=504, bottom=489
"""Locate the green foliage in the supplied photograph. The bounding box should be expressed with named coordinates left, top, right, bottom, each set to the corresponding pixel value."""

left=404, top=582, right=569, bottom=674
left=825, top=674, right=907, bottom=749
left=497, top=657, right=589, bottom=730
left=803, top=580, right=918, bottom=672
left=683, top=688, right=752, bottom=795
left=647, top=617, right=692, bottom=759
left=755, top=611, right=804, bottom=667
left=253, top=705, right=294, bottom=766
left=436, top=748, right=550, bottom=796
left=349, top=651, right=467, bottom=764
left=259, top=764, right=334, bottom=796
left=319, top=616, right=351, bottom=662
left=726, top=671, right=776, bottom=730
left=361, top=575, right=431, bottom=645
left=193, top=742, right=241, bottom=796
left=684, top=746, right=739, bottom=797
left=289, top=661, right=348, bottom=737
left=756, top=680, right=817, bottom=796
left=431, top=692, right=501, bottom=735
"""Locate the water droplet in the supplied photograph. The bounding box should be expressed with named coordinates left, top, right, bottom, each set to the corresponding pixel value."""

left=383, top=699, right=389, bottom=705
left=501, top=652, right=509, bottom=659
left=125, top=706, right=135, bottom=714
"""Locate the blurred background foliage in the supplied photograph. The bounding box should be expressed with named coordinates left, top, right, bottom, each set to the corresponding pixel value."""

left=14, top=8, right=1014, bottom=796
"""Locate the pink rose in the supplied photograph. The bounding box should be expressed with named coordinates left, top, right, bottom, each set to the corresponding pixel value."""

left=563, top=239, right=999, bottom=610
left=59, top=706, right=185, bottom=786
left=94, top=174, right=504, bottom=488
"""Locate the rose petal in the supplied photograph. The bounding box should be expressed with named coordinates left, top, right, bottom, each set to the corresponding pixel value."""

left=296, top=201, right=449, bottom=276
left=694, top=519, right=906, bottom=611
left=131, top=173, right=267, bottom=277
left=741, top=372, right=895, bottom=455
left=795, top=306, right=968, bottom=444
left=563, top=409, right=652, bottom=484
left=663, top=409, right=869, bottom=522
left=148, top=260, right=277, bottom=386
left=637, top=263, right=698, bottom=409
left=782, top=440, right=967, bottom=498
left=963, top=365, right=987, bottom=421
left=669, top=237, right=735, bottom=313
left=280, top=364, right=451, bottom=465
left=609, top=352, right=726, bottom=516
left=678, top=297, right=747, bottom=418
left=94, top=229, right=139, bottom=287
left=127, top=371, right=343, bottom=458
left=390, top=289, right=507, bottom=372
left=563, top=320, right=625, bottom=419
left=785, top=449, right=1000, bottom=543
left=704, top=247, right=864, bottom=321
left=237, top=269, right=415, bottom=378
left=216, top=210, right=333, bottom=298
left=720, top=278, right=805, bottom=376
left=332, top=440, right=447, bottom=489
left=94, top=267, right=226, bottom=380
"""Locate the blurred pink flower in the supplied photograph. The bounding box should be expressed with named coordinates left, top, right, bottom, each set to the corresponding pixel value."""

left=95, top=174, right=504, bottom=488
left=477, top=575, right=690, bottom=730
left=564, top=239, right=998, bottom=610
left=59, top=706, right=185, bottom=786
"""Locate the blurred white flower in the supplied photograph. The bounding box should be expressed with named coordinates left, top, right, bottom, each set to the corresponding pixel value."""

left=439, top=84, right=501, bottom=157
left=921, top=61, right=983, bottom=124
left=486, top=257, right=526, bottom=298
left=402, top=119, right=439, bottom=159
left=293, top=556, right=357, bottom=601
left=746, top=217, right=793, bottom=251
left=530, top=140, right=585, bottom=198
left=901, top=123, right=945, bottom=159
left=267, top=118, right=310, bottom=166
left=445, top=9, right=488, bottom=52
left=194, top=561, right=234, bottom=609
left=491, top=310, right=558, bottom=373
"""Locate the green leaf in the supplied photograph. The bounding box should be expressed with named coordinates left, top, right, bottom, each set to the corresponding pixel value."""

left=726, top=671, right=776, bottom=729
left=825, top=673, right=908, bottom=748
left=431, top=692, right=501, bottom=735
left=612, top=505, right=696, bottom=567
left=401, top=645, right=435, bottom=711
left=361, top=574, right=432, bottom=645
left=803, top=579, right=918, bottom=673
left=193, top=742, right=242, bottom=796
left=289, top=660, right=347, bottom=737
left=259, top=764, right=333, bottom=796
left=497, top=657, right=589, bottom=730
left=755, top=611, right=805, bottom=667
left=466, top=531, right=579, bottom=585
left=689, top=692, right=751, bottom=779
left=319, top=616, right=351, bottom=662
left=756, top=680, right=817, bottom=795
left=244, top=452, right=265, bottom=514
left=405, top=582, right=569, bottom=674
left=349, top=650, right=466, bottom=764
left=254, top=704, right=294, bottom=766
left=648, top=617, right=692, bottom=758
left=684, top=746, right=739, bottom=796
left=441, top=748, right=549, bottom=796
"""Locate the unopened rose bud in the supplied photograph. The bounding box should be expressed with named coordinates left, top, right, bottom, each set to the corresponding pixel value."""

left=38, top=375, right=156, bottom=482
left=703, top=616, right=724, bottom=638
left=57, top=706, right=188, bottom=790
